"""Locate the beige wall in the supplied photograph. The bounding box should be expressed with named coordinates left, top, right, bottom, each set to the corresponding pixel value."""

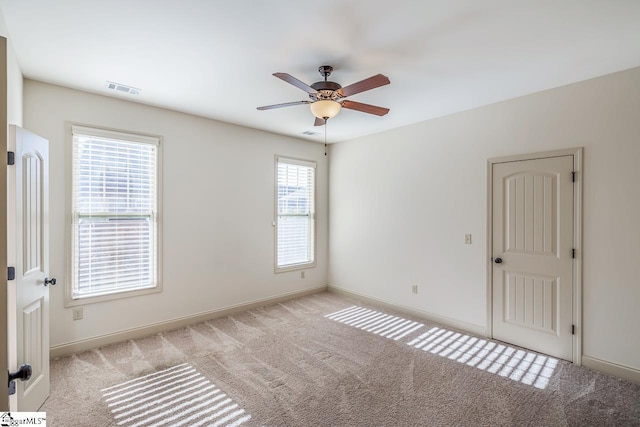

left=329, top=67, right=640, bottom=372
left=24, top=80, right=328, bottom=348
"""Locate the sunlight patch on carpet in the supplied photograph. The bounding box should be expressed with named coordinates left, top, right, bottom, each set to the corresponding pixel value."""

left=102, top=363, right=252, bottom=426
left=324, top=306, right=424, bottom=340
left=408, top=327, right=558, bottom=389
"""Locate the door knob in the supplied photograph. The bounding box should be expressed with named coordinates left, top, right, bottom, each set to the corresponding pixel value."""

left=494, top=258, right=503, bottom=264
left=8, top=364, right=32, bottom=384
left=44, top=277, right=57, bottom=286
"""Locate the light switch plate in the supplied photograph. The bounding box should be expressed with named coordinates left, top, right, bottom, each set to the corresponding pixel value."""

left=465, top=234, right=472, bottom=244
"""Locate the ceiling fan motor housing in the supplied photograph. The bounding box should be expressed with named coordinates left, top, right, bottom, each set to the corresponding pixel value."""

left=310, top=81, right=342, bottom=101
left=309, top=65, right=343, bottom=101
left=311, top=81, right=342, bottom=91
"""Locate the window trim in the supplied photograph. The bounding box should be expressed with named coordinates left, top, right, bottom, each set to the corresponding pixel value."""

left=274, top=155, right=317, bottom=273
left=64, top=123, right=163, bottom=307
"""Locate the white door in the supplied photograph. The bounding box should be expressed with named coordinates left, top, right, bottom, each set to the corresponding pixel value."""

left=492, top=155, right=574, bottom=361
left=9, top=125, right=50, bottom=410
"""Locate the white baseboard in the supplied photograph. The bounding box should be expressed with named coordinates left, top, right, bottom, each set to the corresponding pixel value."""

left=582, top=355, right=640, bottom=385
left=50, top=285, right=328, bottom=358
left=328, top=285, right=487, bottom=336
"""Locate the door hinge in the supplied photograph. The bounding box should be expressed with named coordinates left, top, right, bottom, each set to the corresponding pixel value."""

left=7, top=151, right=15, bottom=165
left=571, top=171, right=576, bottom=182
left=572, top=249, right=576, bottom=259
left=571, top=324, right=575, bottom=335
left=7, top=266, right=15, bottom=281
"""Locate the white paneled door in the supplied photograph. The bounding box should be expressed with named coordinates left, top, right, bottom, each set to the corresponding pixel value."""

left=492, top=155, right=574, bottom=361
left=10, top=125, right=50, bottom=410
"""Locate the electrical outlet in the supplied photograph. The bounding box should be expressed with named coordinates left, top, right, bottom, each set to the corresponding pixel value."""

left=73, top=307, right=83, bottom=321
left=300, top=271, right=305, bottom=279
left=412, top=285, right=418, bottom=294
left=465, top=234, right=472, bottom=244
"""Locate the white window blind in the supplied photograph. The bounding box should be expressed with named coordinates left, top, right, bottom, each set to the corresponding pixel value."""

left=276, top=157, right=316, bottom=269
left=71, top=126, right=159, bottom=299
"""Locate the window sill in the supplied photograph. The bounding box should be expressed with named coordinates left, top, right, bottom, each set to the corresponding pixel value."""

left=274, top=262, right=316, bottom=274
left=64, top=284, right=162, bottom=307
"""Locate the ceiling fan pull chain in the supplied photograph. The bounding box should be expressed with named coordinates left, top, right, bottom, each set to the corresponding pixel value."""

left=324, top=118, right=327, bottom=156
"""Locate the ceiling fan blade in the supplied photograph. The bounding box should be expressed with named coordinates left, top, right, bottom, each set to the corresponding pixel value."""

left=314, top=117, right=326, bottom=127
left=273, top=73, right=318, bottom=94
left=342, top=100, right=389, bottom=116
left=338, top=74, right=390, bottom=97
left=257, top=100, right=310, bottom=110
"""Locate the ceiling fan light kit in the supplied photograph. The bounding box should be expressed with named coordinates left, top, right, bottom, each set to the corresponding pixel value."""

left=258, top=65, right=390, bottom=126
left=310, top=99, right=341, bottom=119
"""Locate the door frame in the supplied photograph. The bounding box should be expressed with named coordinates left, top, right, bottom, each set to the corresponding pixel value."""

left=0, top=36, right=9, bottom=411
left=486, top=147, right=583, bottom=365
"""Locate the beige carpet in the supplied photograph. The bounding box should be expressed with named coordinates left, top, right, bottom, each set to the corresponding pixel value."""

left=42, top=291, right=640, bottom=426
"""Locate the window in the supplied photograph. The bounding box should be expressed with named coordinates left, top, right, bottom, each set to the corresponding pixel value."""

left=275, top=156, right=316, bottom=271
left=70, top=126, right=160, bottom=301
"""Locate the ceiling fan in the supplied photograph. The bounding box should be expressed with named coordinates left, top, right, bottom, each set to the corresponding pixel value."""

left=257, top=65, right=390, bottom=126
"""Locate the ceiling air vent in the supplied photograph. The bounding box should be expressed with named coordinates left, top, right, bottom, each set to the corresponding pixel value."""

left=105, top=81, right=140, bottom=95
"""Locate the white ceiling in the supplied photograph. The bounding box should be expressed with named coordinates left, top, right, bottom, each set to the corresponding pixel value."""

left=1, top=0, right=639, bottom=143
